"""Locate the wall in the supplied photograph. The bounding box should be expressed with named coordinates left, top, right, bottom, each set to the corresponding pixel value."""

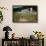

left=0, top=0, right=46, bottom=46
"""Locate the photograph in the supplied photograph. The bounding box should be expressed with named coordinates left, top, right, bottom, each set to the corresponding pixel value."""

left=13, top=5, right=38, bottom=23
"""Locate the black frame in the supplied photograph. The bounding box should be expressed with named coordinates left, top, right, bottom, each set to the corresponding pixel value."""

left=12, top=5, right=38, bottom=23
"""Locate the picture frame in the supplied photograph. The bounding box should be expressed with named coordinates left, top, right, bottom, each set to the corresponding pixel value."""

left=12, top=5, right=38, bottom=23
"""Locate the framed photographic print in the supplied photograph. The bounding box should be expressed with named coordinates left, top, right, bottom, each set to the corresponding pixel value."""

left=12, top=5, right=38, bottom=23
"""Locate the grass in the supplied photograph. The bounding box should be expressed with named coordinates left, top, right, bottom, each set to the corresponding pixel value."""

left=13, top=12, right=37, bottom=22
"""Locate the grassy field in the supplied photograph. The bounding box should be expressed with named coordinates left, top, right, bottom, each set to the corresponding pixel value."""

left=13, top=12, right=37, bottom=22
